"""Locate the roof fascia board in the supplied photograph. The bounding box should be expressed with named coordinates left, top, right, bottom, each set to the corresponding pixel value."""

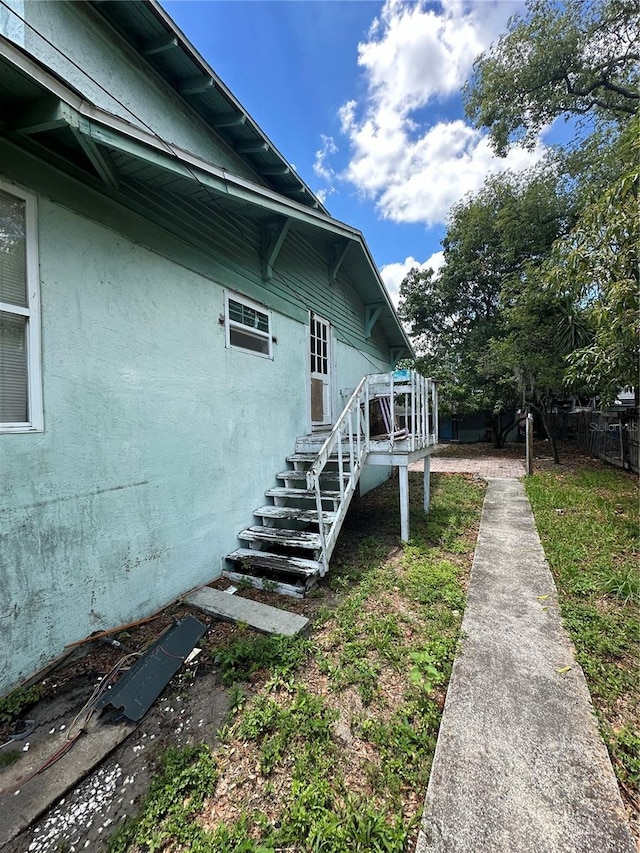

left=76, top=110, right=412, bottom=353
left=0, top=31, right=351, bottom=237
left=352, top=234, right=413, bottom=353
left=97, top=0, right=328, bottom=214
left=78, top=110, right=357, bottom=239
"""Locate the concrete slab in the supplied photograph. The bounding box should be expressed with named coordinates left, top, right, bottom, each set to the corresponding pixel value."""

left=0, top=714, right=136, bottom=848
left=416, top=479, right=635, bottom=853
left=184, top=586, right=309, bottom=636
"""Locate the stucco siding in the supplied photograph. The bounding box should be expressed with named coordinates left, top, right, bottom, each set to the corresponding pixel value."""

left=0, top=195, right=310, bottom=692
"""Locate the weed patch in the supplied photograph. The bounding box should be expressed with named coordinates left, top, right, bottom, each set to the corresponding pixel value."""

left=238, top=686, right=338, bottom=774
left=107, top=744, right=217, bottom=852
left=212, top=633, right=312, bottom=686
left=0, top=685, right=43, bottom=725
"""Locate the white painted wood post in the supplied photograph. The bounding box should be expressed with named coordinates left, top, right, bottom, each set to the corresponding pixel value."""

left=423, top=454, right=431, bottom=513
left=526, top=413, right=534, bottom=476
left=400, top=464, right=410, bottom=542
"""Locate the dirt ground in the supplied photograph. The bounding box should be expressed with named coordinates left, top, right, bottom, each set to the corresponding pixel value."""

left=0, top=605, right=226, bottom=852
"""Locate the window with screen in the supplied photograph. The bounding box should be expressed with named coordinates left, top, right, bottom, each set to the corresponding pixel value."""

left=225, top=292, right=272, bottom=358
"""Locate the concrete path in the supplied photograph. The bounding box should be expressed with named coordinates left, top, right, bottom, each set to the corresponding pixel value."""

left=410, top=456, right=526, bottom=478
left=416, top=479, right=635, bottom=853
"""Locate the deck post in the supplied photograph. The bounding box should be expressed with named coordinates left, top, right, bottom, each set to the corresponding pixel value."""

left=399, top=464, right=410, bottom=542
left=423, top=454, right=431, bottom=513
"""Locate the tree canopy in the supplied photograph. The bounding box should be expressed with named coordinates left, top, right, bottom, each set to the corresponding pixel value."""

left=545, top=114, right=639, bottom=403
left=400, top=0, right=638, bottom=460
left=464, top=0, right=639, bottom=155
left=399, top=166, right=575, bottom=446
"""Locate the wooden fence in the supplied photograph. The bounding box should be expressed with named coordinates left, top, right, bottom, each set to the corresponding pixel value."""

left=572, top=410, right=639, bottom=474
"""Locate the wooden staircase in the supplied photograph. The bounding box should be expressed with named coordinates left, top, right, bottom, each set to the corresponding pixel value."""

left=224, top=437, right=357, bottom=597
left=223, top=370, right=438, bottom=597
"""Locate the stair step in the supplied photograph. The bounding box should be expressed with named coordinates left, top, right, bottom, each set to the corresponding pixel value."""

left=221, top=570, right=309, bottom=599
left=265, top=487, right=340, bottom=501
left=238, top=526, right=321, bottom=549
left=287, top=453, right=351, bottom=464
left=276, top=470, right=348, bottom=483
left=253, top=505, right=336, bottom=523
left=184, top=587, right=309, bottom=635
left=227, top=548, right=322, bottom=577
left=295, top=436, right=354, bottom=453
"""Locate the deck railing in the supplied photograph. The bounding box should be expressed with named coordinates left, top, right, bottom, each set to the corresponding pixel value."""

left=368, top=369, right=438, bottom=451
left=305, top=370, right=437, bottom=574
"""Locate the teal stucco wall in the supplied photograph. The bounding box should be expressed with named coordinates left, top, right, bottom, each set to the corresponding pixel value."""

left=0, top=0, right=399, bottom=691
left=0, top=193, right=300, bottom=692
left=0, top=170, right=393, bottom=694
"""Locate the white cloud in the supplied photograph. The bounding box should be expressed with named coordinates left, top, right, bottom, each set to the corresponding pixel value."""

left=327, top=0, right=543, bottom=228
left=357, top=0, right=486, bottom=112
left=380, top=250, right=445, bottom=307
left=313, top=134, right=338, bottom=182
left=313, top=135, right=339, bottom=202
left=373, top=121, right=545, bottom=226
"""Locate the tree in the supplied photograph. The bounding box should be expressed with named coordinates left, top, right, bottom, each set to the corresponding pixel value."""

left=544, top=113, right=639, bottom=403
left=406, top=0, right=637, bottom=458
left=491, top=275, right=591, bottom=464
left=464, top=0, right=639, bottom=156
left=399, top=165, right=574, bottom=447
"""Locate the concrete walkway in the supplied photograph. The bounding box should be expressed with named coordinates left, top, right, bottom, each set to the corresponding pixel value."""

left=416, top=479, right=635, bottom=853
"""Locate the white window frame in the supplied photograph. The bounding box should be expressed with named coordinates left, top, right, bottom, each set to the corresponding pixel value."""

left=0, top=180, right=43, bottom=433
left=224, top=291, right=273, bottom=359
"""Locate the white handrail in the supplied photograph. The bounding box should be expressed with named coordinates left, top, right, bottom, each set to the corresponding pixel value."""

left=305, top=370, right=438, bottom=575
left=306, top=376, right=369, bottom=574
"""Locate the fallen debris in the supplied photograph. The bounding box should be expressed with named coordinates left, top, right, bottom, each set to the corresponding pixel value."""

left=97, top=616, right=206, bottom=722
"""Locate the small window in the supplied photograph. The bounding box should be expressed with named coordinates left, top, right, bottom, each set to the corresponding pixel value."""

left=0, top=182, right=43, bottom=432
left=225, top=292, right=272, bottom=358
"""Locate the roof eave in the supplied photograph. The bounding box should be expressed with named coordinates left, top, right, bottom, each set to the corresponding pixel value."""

left=88, top=0, right=329, bottom=215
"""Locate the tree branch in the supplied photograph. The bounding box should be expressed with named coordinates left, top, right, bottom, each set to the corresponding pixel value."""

left=563, top=74, right=638, bottom=114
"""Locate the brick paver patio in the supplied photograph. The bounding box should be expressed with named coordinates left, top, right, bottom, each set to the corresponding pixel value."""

left=410, top=456, right=526, bottom=478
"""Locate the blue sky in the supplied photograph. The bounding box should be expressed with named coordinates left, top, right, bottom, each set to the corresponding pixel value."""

left=162, top=1, right=551, bottom=305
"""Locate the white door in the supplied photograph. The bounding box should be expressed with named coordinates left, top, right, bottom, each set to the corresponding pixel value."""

left=310, top=314, right=331, bottom=427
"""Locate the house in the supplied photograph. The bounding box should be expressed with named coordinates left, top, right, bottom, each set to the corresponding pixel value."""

left=0, top=0, right=437, bottom=695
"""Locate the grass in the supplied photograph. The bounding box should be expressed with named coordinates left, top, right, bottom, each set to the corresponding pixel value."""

left=108, top=744, right=218, bottom=852
left=107, top=472, right=485, bottom=852
left=525, top=466, right=640, bottom=813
